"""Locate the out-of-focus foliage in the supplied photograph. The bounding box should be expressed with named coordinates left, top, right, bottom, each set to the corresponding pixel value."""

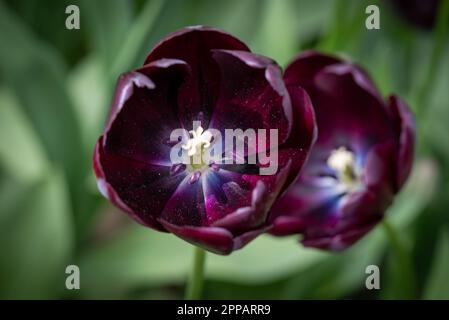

left=0, top=0, right=448, bottom=299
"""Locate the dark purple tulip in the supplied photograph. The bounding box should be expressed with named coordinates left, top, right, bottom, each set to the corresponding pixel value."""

left=269, top=51, right=415, bottom=251
left=93, top=27, right=316, bottom=255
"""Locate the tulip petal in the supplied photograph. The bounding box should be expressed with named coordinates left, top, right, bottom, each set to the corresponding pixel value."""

left=279, top=85, right=317, bottom=192
left=94, top=137, right=176, bottom=231
left=389, top=95, right=416, bottom=190
left=207, top=160, right=291, bottom=233
left=310, top=63, right=394, bottom=153
left=363, top=141, right=396, bottom=199
left=301, top=219, right=379, bottom=251
left=299, top=189, right=385, bottom=251
left=232, top=225, right=272, bottom=251
left=104, top=59, right=190, bottom=167
left=145, top=26, right=250, bottom=129
left=209, top=49, right=291, bottom=148
left=159, top=220, right=234, bottom=255
left=210, top=180, right=269, bottom=233
left=270, top=215, right=305, bottom=236
left=284, top=50, right=342, bottom=88
left=160, top=175, right=206, bottom=226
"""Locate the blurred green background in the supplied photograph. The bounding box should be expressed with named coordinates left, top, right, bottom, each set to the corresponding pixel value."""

left=0, top=0, right=448, bottom=299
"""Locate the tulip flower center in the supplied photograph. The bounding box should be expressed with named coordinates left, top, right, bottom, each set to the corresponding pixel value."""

left=327, top=147, right=360, bottom=191
left=182, top=125, right=213, bottom=170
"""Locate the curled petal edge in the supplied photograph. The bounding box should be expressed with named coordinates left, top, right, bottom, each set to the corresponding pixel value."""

left=212, top=160, right=291, bottom=233
left=104, top=59, right=190, bottom=137
left=389, top=95, right=416, bottom=190
left=300, top=218, right=381, bottom=251
left=145, top=25, right=250, bottom=64
left=159, top=219, right=271, bottom=255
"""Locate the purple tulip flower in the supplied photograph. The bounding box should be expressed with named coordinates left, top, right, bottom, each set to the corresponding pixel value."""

left=270, top=51, right=415, bottom=251
left=93, top=27, right=316, bottom=254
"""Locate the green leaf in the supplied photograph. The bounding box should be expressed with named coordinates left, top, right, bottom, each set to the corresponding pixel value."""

left=377, top=158, right=437, bottom=299
left=209, top=0, right=264, bottom=42
left=380, top=221, right=416, bottom=299
left=423, top=229, right=449, bottom=299
left=0, top=169, right=74, bottom=299
left=80, top=0, right=133, bottom=69
left=0, top=2, right=86, bottom=203
left=415, top=0, right=449, bottom=116
left=0, top=176, right=31, bottom=225
left=0, top=87, right=48, bottom=183
left=281, top=227, right=385, bottom=299
left=316, top=0, right=346, bottom=52
left=79, top=225, right=190, bottom=298
left=389, top=158, right=438, bottom=228
left=317, top=0, right=370, bottom=54
left=208, top=235, right=327, bottom=283
left=110, top=0, right=166, bottom=79
left=294, top=0, right=333, bottom=49
left=79, top=225, right=327, bottom=298
left=4, top=0, right=87, bottom=66
left=250, top=0, right=299, bottom=66
left=422, top=46, right=449, bottom=161
left=67, top=55, right=108, bottom=150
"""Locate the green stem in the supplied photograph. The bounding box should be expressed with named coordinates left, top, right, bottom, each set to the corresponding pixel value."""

left=382, top=219, right=416, bottom=299
left=185, top=246, right=206, bottom=300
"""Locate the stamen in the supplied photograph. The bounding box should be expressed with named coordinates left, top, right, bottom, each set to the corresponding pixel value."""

left=170, top=163, right=186, bottom=176
left=189, top=171, right=201, bottom=184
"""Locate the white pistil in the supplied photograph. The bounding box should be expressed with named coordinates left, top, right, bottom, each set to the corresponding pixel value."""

left=327, top=146, right=359, bottom=191
left=327, top=147, right=355, bottom=173
left=182, top=126, right=213, bottom=157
